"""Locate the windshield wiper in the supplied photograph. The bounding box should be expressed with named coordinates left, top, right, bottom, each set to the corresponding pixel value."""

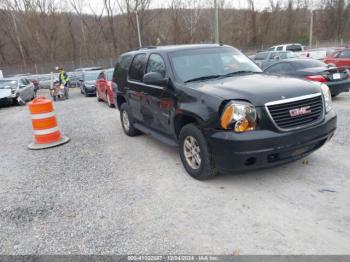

left=223, top=71, right=260, bottom=77
left=184, top=75, right=222, bottom=83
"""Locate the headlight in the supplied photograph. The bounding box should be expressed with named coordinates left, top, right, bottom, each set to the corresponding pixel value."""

left=220, top=101, right=257, bottom=132
left=321, top=83, right=332, bottom=113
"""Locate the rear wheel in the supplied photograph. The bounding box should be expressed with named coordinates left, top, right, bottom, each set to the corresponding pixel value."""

left=120, top=103, right=141, bottom=137
left=179, top=123, right=218, bottom=180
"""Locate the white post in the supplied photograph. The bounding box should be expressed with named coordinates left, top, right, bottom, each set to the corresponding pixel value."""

left=135, top=11, right=142, bottom=48
left=309, top=10, right=313, bottom=49
left=50, top=72, right=54, bottom=89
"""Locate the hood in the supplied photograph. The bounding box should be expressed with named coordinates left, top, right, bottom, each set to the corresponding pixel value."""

left=192, top=74, right=322, bottom=106
left=85, top=80, right=96, bottom=86
left=0, top=89, right=12, bottom=99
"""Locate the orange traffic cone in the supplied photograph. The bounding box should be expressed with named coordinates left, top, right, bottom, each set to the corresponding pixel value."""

left=28, top=96, right=70, bottom=150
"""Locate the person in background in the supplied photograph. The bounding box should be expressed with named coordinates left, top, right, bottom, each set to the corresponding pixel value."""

left=56, top=66, right=70, bottom=99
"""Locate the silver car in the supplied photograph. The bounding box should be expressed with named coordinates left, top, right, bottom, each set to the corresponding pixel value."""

left=0, top=77, right=36, bottom=105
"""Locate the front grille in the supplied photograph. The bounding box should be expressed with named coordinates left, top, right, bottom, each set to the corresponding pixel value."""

left=266, top=94, right=324, bottom=130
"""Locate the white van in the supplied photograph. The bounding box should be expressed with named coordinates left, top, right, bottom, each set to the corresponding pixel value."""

left=267, top=43, right=305, bottom=52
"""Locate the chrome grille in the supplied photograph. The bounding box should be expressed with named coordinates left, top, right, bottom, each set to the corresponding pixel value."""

left=266, top=94, right=324, bottom=131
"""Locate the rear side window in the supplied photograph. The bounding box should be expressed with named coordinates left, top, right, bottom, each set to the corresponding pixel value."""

left=286, top=44, right=302, bottom=52
left=146, top=54, right=166, bottom=78
left=339, top=50, right=350, bottom=58
left=276, top=46, right=283, bottom=51
left=268, top=47, right=275, bottom=51
left=255, top=52, right=268, bottom=60
left=129, top=54, right=147, bottom=81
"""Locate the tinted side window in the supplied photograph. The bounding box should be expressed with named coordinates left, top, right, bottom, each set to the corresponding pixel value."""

left=268, top=47, right=275, bottom=51
left=286, top=44, right=302, bottom=52
left=146, top=54, right=166, bottom=78
left=339, top=50, right=350, bottom=58
left=129, top=54, right=147, bottom=81
left=277, top=46, right=283, bottom=51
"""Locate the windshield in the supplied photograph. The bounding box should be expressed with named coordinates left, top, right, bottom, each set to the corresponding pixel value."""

left=85, top=71, right=101, bottom=81
left=279, top=52, right=297, bottom=59
left=169, top=47, right=262, bottom=83
left=0, top=80, right=18, bottom=89
left=106, top=70, right=114, bottom=81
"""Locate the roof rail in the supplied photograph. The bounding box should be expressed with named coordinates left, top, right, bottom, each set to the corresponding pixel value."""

left=139, top=46, right=157, bottom=50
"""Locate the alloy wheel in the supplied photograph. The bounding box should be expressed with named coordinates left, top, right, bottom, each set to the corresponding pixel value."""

left=183, top=136, right=201, bottom=170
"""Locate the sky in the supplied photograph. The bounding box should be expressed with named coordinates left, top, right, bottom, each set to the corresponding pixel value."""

left=82, top=0, right=299, bottom=15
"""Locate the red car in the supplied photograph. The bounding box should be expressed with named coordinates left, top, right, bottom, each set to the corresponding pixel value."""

left=324, top=48, right=350, bottom=68
left=96, top=69, right=115, bottom=107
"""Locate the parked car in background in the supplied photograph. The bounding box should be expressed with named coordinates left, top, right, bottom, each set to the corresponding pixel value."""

left=0, top=77, right=36, bottom=105
left=264, top=59, right=350, bottom=97
left=324, top=48, right=350, bottom=68
left=67, top=71, right=82, bottom=87
left=114, top=44, right=336, bottom=180
left=78, top=70, right=102, bottom=96
left=96, top=68, right=115, bottom=107
left=37, top=74, right=57, bottom=89
left=267, top=43, right=304, bottom=52
left=298, top=47, right=347, bottom=60
left=253, top=51, right=297, bottom=69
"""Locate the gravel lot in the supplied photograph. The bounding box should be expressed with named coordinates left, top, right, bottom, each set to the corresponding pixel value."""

left=0, top=88, right=349, bottom=255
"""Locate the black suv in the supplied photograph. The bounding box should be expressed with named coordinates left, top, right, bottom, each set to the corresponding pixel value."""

left=112, top=44, right=337, bottom=180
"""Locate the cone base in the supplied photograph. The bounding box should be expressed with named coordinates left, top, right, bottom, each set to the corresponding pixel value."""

left=28, top=136, right=70, bottom=150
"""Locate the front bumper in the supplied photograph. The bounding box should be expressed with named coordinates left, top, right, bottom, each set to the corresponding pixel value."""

left=205, top=110, right=337, bottom=173
left=85, top=86, right=96, bottom=95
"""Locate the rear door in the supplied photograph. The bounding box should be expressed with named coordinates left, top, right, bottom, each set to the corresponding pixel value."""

left=127, top=53, right=148, bottom=122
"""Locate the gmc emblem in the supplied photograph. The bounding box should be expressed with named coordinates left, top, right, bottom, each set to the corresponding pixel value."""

left=289, top=106, right=312, bottom=117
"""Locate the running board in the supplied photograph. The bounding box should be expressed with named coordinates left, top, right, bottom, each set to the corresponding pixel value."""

left=134, top=123, right=178, bottom=147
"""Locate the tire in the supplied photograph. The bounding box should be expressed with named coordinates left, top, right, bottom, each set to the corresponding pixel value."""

left=120, top=103, right=141, bottom=137
left=84, top=88, right=88, bottom=97
left=332, top=93, right=340, bottom=98
left=179, top=123, right=218, bottom=180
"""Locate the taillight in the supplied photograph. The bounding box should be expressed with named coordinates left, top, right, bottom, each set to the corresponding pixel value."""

left=305, top=75, right=327, bottom=83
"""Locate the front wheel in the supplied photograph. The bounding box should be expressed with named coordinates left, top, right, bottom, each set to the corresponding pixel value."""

left=120, top=103, right=141, bottom=137
left=179, top=123, right=218, bottom=180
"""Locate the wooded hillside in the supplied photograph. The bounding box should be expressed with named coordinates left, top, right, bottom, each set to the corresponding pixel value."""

left=0, top=0, right=349, bottom=72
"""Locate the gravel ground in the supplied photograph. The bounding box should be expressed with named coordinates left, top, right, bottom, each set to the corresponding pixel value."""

left=0, top=88, right=349, bottom=255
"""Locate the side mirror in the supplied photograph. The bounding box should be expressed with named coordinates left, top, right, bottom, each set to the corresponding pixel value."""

left=143, top=72, right=168, bottom=87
